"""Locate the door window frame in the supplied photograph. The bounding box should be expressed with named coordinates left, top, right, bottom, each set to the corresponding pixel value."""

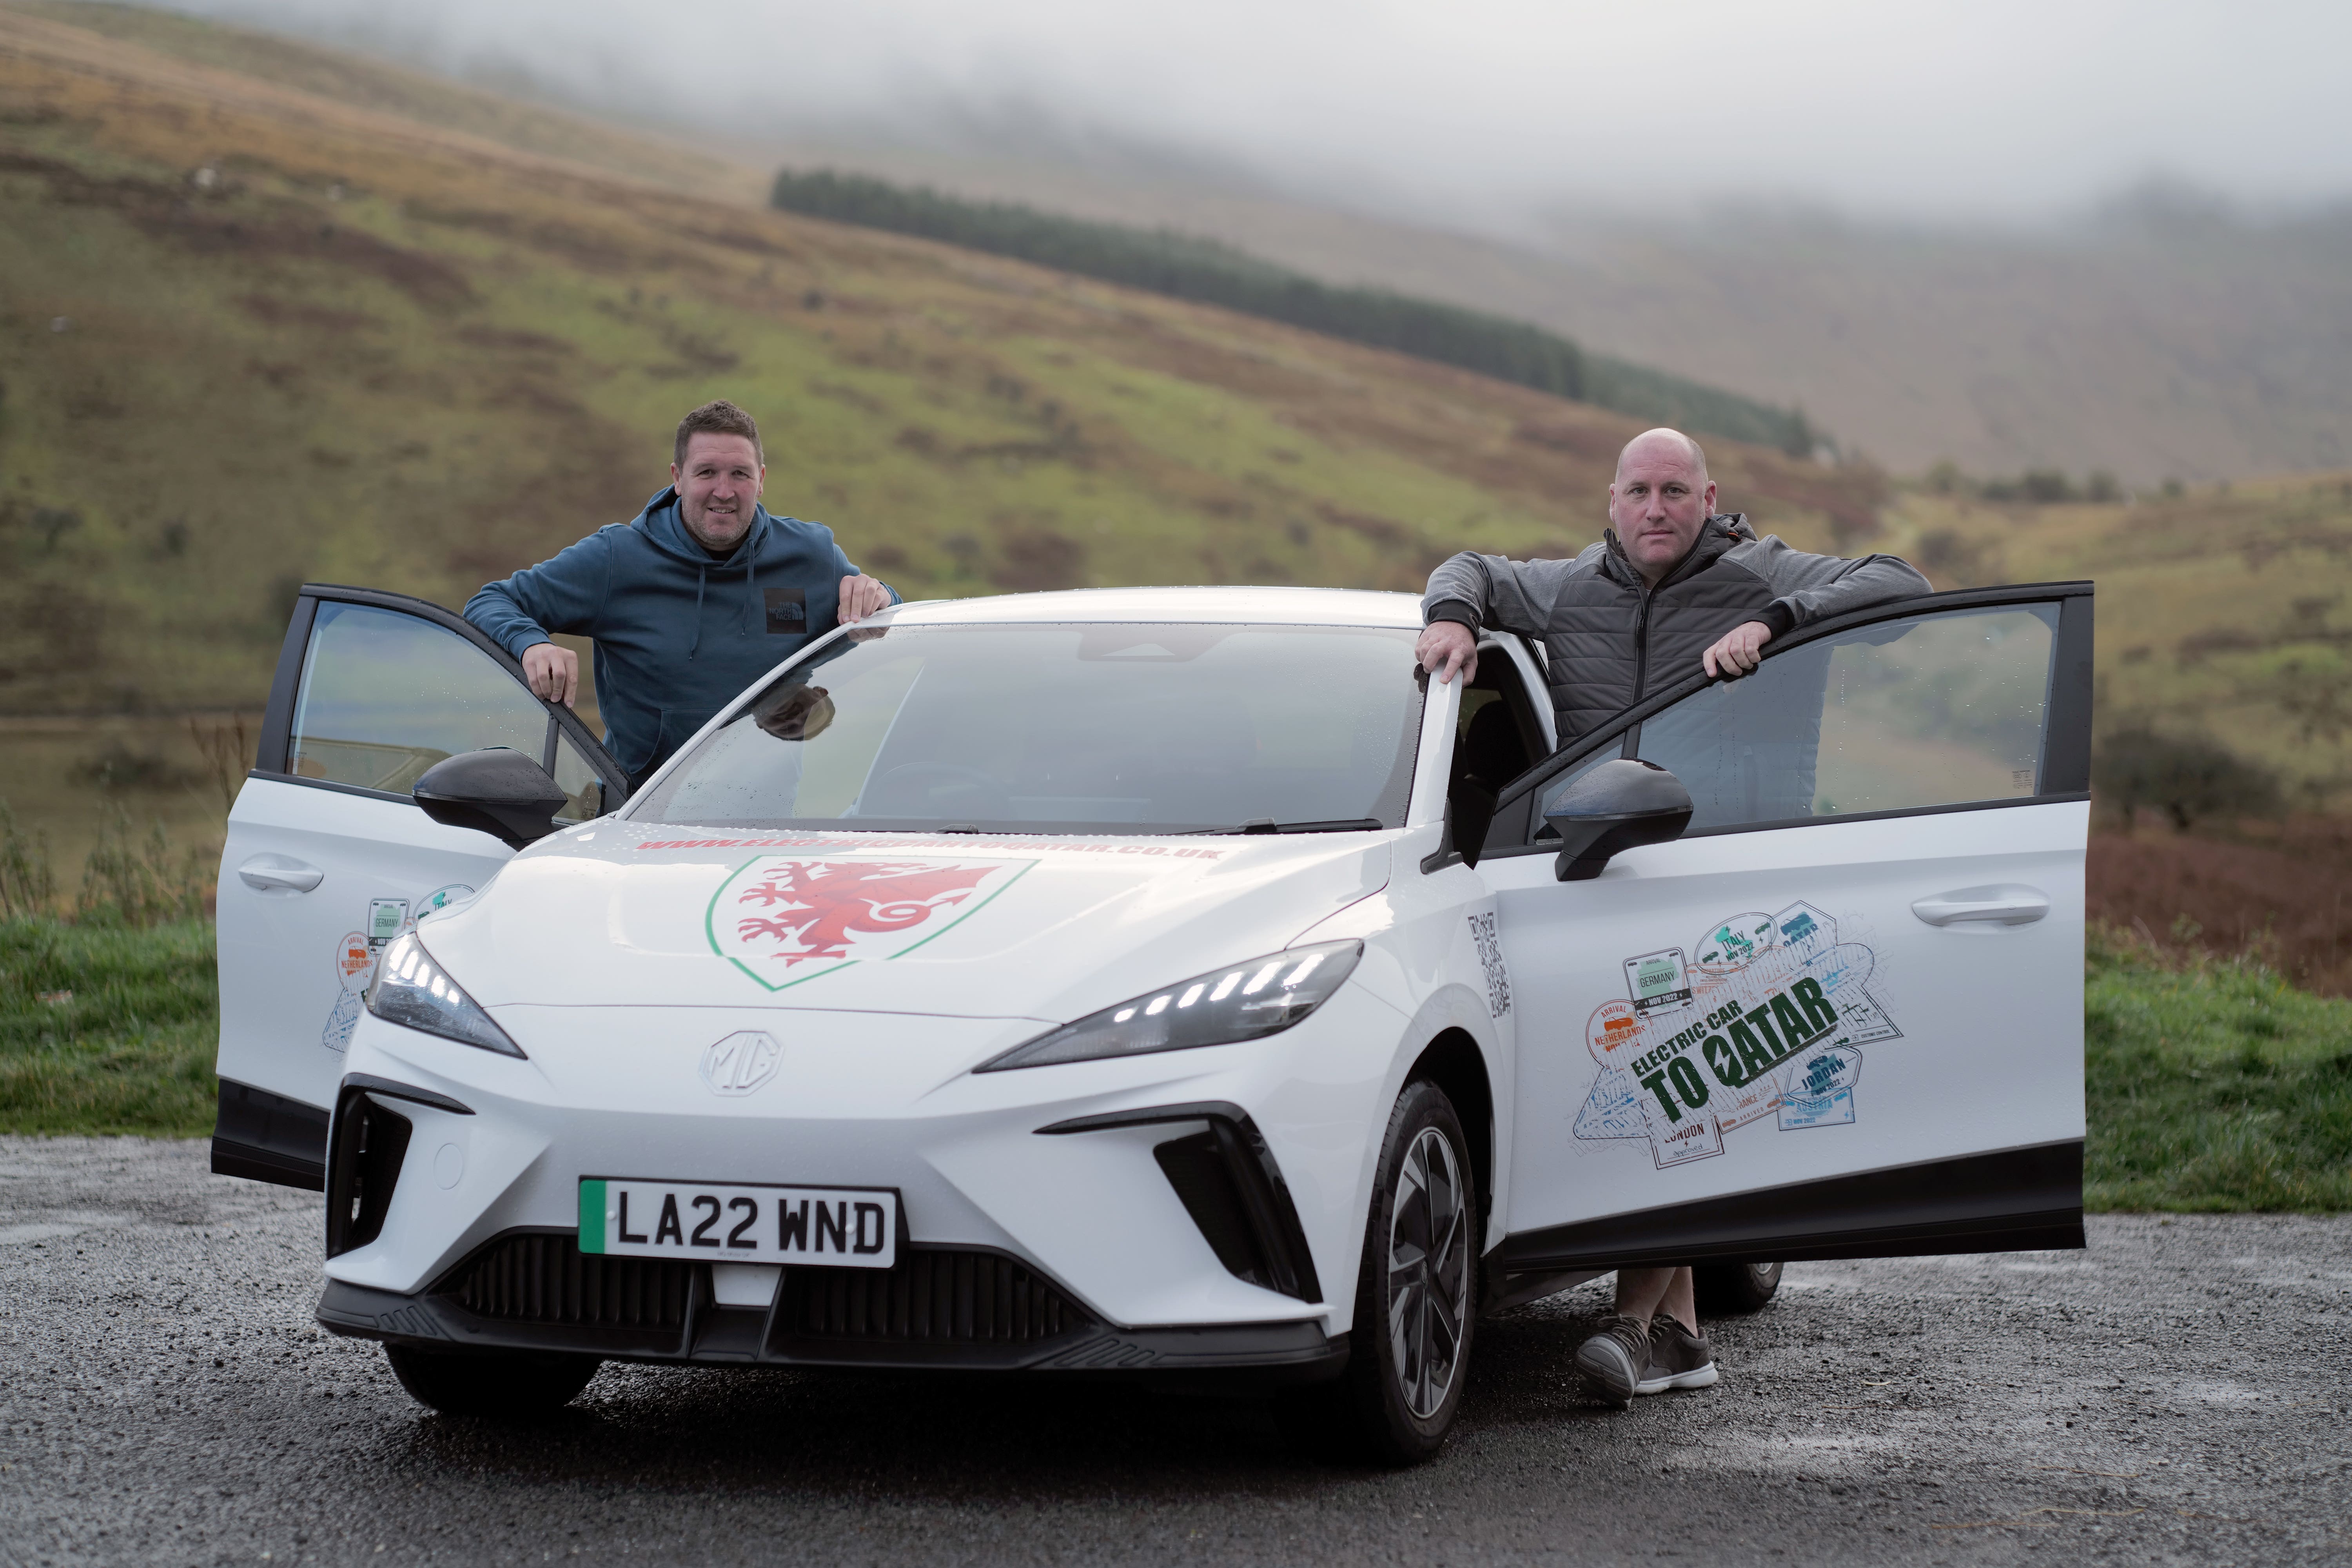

left=252, top=583, right=630, bottom=811
left=1477, top=581, right=2093, bottom=860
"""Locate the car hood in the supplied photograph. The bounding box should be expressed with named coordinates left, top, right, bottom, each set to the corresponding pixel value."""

left=419, top=823, right=1394, bottom=1025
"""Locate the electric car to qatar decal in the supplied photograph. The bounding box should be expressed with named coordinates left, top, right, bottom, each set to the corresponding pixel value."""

left=1572, top=901, right=1900, bottom=1169
left=707, top=856, right=1036, bottom=990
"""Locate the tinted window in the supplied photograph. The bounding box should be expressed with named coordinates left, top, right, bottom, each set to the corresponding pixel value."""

left=1540, top=606, right=2058, bottom=834
left=290, top=603, right=550, bottom=796
left=630, top=622, right=1425, bottom=832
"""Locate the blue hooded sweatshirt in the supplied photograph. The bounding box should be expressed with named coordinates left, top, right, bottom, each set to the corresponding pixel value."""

left=464, top=488, right=898, bottom=784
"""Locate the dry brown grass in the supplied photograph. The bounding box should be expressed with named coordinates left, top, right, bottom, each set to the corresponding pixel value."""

left=2089, top=818, right=2352, bottom=996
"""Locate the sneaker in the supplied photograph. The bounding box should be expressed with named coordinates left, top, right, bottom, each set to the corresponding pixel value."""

left=1573, top=1314, right=1654, bottom=1405
left=1636, top=1314, right=1719, bottom=1395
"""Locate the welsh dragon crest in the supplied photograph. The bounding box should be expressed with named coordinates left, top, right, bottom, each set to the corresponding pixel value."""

left=708, top=856, right=1033, bottom=989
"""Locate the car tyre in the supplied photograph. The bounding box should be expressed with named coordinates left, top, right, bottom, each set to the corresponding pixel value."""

left=1281, top=1078, right=1477, bottom=1466
left=1693, top=1260, right=1784, bottom=1314
left=384, top=1344, right=601, bottom=1416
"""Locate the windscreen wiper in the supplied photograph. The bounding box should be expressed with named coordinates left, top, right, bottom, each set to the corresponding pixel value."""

left=1180, top=818, right=1386, bottom=836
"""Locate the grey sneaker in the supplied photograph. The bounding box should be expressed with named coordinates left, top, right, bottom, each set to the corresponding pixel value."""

left=1636, top=1314, right=1719, bottom=1394
left=1573, top=1314, right=1654, bottom=1405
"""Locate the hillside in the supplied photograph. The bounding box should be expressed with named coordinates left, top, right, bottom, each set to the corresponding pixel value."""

left=6, top=0, right=2351, bottom=842
left=31, top=2, right=2352, bottom=492
left=764, top=169, right=1821, bottom=457
left=727, top=149, right=2352, bottom=488
left=0, top=0, right=1880, bottom=722
left=1878, top=473, right=2352, bottom=805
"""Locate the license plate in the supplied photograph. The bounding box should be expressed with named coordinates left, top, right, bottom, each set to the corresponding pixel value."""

left=577, top=1178, right=897, bottom=1269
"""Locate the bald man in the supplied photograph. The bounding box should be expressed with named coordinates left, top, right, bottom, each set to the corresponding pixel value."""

left=1417, top=427, right=1928, bottom=1406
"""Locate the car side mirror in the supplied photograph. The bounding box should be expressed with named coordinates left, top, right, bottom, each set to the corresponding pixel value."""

left=413, top=748, right=569, bottom=850
left=1542, top=758, right=1692, bottom=882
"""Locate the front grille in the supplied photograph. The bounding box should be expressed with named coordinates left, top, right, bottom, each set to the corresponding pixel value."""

left=440, top=1234, right=1086, bottom=1348
left=449, top=1233, right=692, bottom=1331
left=778, top=1249, right=1086, bottom=1345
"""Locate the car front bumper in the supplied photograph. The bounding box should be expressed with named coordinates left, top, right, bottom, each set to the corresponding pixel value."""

left=315, top=1249, right=1346, bottom=1379
left=319, top=984, right=1410, bottom=1354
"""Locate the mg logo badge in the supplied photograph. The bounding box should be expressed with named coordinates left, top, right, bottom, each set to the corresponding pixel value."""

left=700, top=1031, right=781, bottom=1096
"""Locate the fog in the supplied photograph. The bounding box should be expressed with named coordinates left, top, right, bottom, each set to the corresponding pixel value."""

left=154, top=0, right=2352, bottom=232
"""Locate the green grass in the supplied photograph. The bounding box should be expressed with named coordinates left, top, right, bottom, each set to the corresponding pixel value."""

left=2086, top=930, right=2352, bottom=1212
left=0, top=917, right=216, bottom=1135
left=4, top=917, right=2347, bottom=1215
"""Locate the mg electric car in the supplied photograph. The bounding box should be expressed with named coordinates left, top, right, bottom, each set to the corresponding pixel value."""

left=213, top=582, right=2090, bottom=1461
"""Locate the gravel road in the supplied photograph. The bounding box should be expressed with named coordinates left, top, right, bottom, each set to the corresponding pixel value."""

left=2, top=1137, right=2345, bottom=1566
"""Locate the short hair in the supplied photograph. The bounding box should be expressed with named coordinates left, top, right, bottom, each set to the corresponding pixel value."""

left=674, top=400, right=762, bottom=468
left=1616, top=427, right=1708, bottom=482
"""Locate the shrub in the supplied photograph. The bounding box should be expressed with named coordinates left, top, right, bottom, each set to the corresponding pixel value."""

left=2092, top=728, right=2282, bottom=831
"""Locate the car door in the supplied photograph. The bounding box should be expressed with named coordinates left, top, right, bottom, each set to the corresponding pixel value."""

left=211, top=585, right=628, bottom=1189
left=1475, top=583, right=2092, bottom=1272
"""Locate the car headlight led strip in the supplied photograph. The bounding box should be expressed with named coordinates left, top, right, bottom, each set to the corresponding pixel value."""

left=978, top=939, right=1362, bottom=1071
left=365, top=931, right=526, bottom=1058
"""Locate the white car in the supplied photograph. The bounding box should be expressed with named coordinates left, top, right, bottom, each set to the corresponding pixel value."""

left=213, top=580, right=2091, bottom=1461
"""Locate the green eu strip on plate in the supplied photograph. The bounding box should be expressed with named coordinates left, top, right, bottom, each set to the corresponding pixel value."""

left=577, top=1178, right=606, bottom=1253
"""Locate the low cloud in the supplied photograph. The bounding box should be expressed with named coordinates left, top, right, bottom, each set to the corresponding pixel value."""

left=156, top=0, right=2352, bottom=228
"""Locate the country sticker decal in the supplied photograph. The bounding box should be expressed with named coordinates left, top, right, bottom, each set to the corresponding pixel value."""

left=319, top=928, right=374, bottom=1053
left=1571, top=900, right=1899, bottom=1169
left=706, top=855, right=1036, bottom=991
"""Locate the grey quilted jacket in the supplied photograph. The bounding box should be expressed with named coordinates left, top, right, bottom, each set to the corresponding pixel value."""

left=1423, top=514, right=1930, bottom=745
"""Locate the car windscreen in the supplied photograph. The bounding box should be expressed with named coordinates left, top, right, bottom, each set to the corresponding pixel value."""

left=627, top=622, right=1426, bottom=833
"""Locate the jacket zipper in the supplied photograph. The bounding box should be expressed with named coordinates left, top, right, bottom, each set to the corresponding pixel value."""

left=1631, top=577, right=1653, bottom=702
left=1627, top=517, right=1735, bottom=702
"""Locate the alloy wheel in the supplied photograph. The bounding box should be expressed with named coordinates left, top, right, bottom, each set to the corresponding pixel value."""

left=1385, top=1123, right=1470, bottom=1419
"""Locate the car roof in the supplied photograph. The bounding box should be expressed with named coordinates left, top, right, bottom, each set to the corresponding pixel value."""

left=882, top=585, right=1424, bottom=630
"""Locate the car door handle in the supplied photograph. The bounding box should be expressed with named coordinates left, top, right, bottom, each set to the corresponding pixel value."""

left=237, top=856, right=324, bottom=893
left=1911, top=884, right=2049, bottom=927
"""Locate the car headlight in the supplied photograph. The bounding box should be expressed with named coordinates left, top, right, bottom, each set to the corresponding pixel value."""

left=365, top=931, right=525, bottom=1058
left=977, top=940, right=1363, bottom=1072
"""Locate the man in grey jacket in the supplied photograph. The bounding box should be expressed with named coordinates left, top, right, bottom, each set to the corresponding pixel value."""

left=1418, top=426, right=1929, bottom=1406
left=1419, top=427, right=1929, bottom=748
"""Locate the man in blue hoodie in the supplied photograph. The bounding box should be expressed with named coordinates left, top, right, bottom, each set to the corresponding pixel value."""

left=465, top=399, right=898, bottom=790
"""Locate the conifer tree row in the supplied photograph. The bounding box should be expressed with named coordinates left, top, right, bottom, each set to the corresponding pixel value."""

left=771, top=170, right=1820, bottom=457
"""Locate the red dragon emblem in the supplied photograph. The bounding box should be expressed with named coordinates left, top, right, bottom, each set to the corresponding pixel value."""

left=733, top=860, right=1000, bottom=965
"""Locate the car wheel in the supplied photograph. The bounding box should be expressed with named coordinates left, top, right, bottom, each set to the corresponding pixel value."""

left=1284, top=1078, right=1477, bottom=1466
left=384, top=1344, right=600, bottom=1416
left=1693, top=1260, right=1784, bottom=1314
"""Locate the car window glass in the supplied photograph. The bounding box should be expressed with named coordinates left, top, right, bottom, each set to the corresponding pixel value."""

left=1538, top=605, right=2058, bottom=834
left=1455, top=659, right=1537, bottom=789
left=289, top=603, right=550, bottom=796
left=630, top=623, right=1425, bottom=832
left=550, top=730, right=605, bottom=822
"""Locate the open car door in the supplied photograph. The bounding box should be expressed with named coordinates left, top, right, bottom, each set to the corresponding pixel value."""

left=211, top=586, right=627, bottom=1189
left=1477, top=583, right=2092, bottom=1272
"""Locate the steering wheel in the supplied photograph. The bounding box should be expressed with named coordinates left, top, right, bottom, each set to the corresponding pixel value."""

left=862, top=762, right=1008, bottom=819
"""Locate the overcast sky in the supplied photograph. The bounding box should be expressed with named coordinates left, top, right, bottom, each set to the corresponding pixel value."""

left=161, top=0, right=2352, bottom=229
